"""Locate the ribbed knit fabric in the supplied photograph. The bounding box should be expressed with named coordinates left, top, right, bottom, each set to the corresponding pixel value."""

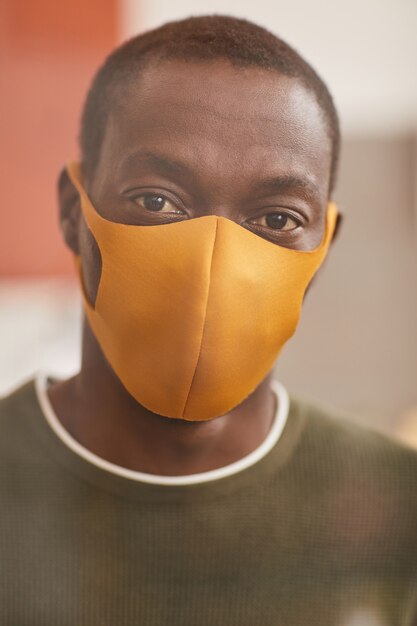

left=0, top=379, right=416, bottom=626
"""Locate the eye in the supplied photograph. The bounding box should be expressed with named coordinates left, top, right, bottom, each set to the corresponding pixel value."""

left=251, top=211, right=300, bottom=231
left=135, top=193, right=185, bottom=215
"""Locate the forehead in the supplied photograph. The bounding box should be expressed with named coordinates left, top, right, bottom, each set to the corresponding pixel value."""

left=98, top=59, right=331, bottom=198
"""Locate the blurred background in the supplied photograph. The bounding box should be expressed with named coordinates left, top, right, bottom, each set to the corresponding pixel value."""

left=1, top=0, right=416, bottom=448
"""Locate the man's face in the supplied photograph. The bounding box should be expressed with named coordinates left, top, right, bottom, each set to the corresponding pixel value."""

left=72, top=59, right=333, bottom=302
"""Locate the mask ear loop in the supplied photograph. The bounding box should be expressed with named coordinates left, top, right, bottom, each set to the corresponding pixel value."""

left=66, top=161, right=97, bottom=235
left=72, top=255, right=95, bottom=312
left=66, top=162, right=102, bottom=313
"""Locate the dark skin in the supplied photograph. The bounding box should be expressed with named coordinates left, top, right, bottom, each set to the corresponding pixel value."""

left=49, top=59, right=343, bottom=476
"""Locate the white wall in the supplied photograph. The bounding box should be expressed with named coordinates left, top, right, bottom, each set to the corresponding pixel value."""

left=0, top=280, right=81, bottom=395
left=121, top=0, right=417, bottom=135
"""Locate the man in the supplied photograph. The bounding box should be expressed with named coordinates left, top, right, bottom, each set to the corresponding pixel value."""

left=1, top=15, right=416, bottom=626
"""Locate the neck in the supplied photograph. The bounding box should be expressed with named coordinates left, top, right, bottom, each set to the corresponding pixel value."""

left=47, top=320, right=276, bottom=476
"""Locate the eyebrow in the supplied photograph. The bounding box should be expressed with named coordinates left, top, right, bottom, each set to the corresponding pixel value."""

left=121, top=149, right=320, bottom=202
left=121, top=149, right=194, bottom=179
left=252, top=174, right=320, bottom=202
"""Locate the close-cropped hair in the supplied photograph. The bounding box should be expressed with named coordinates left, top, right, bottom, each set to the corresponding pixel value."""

left=80, top=14, right=341, bottom=193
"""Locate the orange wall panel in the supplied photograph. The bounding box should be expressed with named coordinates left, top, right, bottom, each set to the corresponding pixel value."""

left=0, top=0, right=118, bottom=276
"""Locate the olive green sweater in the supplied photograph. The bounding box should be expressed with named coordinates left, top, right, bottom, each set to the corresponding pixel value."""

left=1, top=378, right=416, bottom=626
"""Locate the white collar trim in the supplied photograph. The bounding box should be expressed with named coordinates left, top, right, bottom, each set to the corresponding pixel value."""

left=35, top=373, right=289, bottom=486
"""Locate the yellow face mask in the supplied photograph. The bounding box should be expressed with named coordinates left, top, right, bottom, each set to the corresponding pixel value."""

left=67, top=162, right=338, bottom=421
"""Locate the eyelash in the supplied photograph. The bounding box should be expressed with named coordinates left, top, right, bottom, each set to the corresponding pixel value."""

left=249, top=211, right=302, bottom=232
left=131, top=192, right=303, bottom=232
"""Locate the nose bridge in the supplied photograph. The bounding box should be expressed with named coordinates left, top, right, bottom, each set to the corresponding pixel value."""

left=188, top=137, right=251, bottom=220
left=206, top=204, right=237, bottom=220
left=191, top=124, right=271, bottom=221
left=196, top=173, right=246, bottom=221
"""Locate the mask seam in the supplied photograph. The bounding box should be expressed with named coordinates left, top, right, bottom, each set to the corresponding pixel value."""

left=180, top=218, right=219, bottom=419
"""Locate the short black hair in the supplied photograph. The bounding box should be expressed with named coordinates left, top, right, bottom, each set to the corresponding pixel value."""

left=80, top=14, right=341, bottom=193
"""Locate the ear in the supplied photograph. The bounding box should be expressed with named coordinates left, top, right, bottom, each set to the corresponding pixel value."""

left=331, top=210, right=344, bottom=245
left=57, top=166, right=81, bottom=254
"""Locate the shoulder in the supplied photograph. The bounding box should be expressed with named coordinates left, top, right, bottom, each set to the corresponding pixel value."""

left=288, top=392, right=417, bottom=513
left=0, top=378, right=45, bottom=461
left=287, top=394, right=417, bottom=613
left=291, top=392, right=417, bottom=470
left=0, top=378, right=39, bottom=424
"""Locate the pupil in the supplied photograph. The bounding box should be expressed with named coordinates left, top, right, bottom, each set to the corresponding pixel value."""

left=144, top=195, right=165, bottom=211
left=266, top=213, right=288, bottom=229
